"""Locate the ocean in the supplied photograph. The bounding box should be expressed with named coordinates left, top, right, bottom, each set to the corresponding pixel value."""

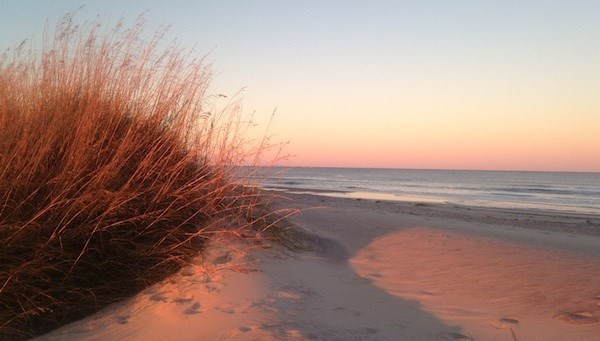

left=251, top=167, right=600, bottom=215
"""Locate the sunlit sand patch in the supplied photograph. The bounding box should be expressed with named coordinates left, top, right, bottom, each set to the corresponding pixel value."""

left=554, top=311, right=599, bottom=325
left=37, top=239, right=273, bottom=340
left=350, top=227, right=600, bottom=340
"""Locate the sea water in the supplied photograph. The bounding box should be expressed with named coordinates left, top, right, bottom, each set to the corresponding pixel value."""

left=251, top=167, right=600, bottom=215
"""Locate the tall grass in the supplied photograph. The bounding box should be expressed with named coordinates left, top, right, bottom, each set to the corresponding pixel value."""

left=0, top=15, right=281, bottom=338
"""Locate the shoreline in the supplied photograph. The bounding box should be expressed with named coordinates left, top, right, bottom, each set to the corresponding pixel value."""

left=264, top=184, right=600, bottom=217
left=40, top=192, right=600, bottom=340
left=274, top=191, right=600, bottom=240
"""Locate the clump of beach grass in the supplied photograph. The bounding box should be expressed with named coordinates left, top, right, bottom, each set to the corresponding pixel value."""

left=0, top=15, right=284, bottom=338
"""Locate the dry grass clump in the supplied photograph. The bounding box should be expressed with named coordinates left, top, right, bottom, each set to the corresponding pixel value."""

left=0, top=15, right=280, bottom=338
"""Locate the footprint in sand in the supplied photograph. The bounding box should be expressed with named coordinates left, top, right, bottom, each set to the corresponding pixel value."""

left=115, top=315, right=130, bottom=324
left=184, top=302, right=202, bottom=315
left=149, top=293, right=168, bottom=302
left=491, top=317, right=519, bottom=329
left=443, top=331, right=474, bottom=340
left=554, top=311, right=599, bottom=325
left=238, top=326, right=252, bottom=333
left=499, top=318, right=519, bottom=325
left=172, top=297, right=193, bottom=304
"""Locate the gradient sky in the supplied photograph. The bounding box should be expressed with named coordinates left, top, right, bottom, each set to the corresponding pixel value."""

left=1, top=1, right=599, bottom=172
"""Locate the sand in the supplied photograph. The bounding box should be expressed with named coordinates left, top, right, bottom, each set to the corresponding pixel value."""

left=39, top=193, right=600, bottom=340
left=351, top=227, right=600, bottom=340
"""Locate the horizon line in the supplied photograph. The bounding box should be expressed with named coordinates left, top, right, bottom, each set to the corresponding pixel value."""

left=247, top=165, right=600, bottom=174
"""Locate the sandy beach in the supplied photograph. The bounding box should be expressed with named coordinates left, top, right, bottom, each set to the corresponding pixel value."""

left=40, top=193, right=600, bottom=340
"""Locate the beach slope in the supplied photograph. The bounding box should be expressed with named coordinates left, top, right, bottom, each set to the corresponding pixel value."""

left=41, top=193, right=600, bottom=340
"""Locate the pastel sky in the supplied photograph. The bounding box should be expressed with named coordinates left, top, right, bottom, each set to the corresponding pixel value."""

left=1, top=1, right=599, bottom=172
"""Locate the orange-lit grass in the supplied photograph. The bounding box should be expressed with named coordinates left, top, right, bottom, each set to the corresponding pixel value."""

left=0, top=15, right=285, bottom=338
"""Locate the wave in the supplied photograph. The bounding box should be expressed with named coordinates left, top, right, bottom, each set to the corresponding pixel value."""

left=490, top=186, right=600, bottom=197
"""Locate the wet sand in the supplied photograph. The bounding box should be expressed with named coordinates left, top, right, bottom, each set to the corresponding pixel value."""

left=40, top=193, right=600, bottom=340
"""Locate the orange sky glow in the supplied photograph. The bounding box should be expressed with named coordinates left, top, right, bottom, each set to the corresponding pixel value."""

left=3, top=1, right=600, bottom=172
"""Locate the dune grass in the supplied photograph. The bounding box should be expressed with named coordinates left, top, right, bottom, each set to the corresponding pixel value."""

left=0, top=15, right=284, bottom=338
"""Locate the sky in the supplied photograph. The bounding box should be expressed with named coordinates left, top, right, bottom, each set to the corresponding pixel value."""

left=1, top=1, right=599, bottom=172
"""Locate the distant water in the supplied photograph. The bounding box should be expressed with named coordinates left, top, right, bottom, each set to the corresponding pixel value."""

left=251, top=167, right=600, bottom=215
